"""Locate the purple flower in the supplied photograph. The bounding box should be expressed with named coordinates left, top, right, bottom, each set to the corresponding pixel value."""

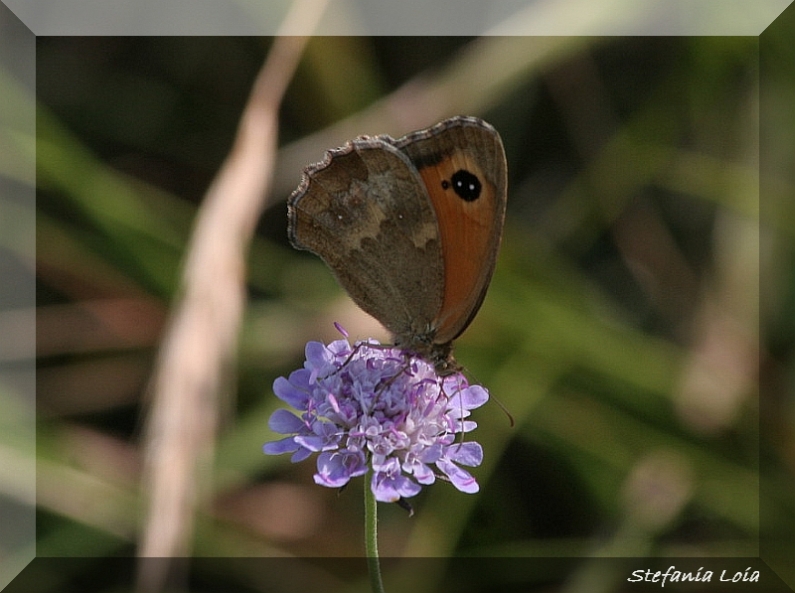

left=263, top=330, right=488, bottom=503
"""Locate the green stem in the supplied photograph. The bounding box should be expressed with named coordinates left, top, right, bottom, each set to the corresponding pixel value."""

left=364, top=469, right=386, bottom=593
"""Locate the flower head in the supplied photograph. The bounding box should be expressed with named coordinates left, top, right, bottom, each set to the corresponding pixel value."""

left=263, top=329, right=488, bottom=503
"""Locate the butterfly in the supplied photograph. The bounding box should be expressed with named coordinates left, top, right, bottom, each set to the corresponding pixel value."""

left=288, top=116, right=507, bottom=372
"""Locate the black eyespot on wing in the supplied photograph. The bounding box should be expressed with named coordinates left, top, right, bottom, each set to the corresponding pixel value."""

left=450, top=170, right=481, bottom=202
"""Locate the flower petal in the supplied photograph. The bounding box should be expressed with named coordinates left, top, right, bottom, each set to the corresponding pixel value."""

left=418, top=443, right=444, bottom=464
left=263, top=437, right=298, bottom=455
left=305, top=340, right=332, bottom=368
left=268, top=409, right=304, bottom=434
left=273, top=374, right=310, bottom=409
left=437, top=458, right=479, bottom=494
left=448, top=384, right=489, bottom=411
left=408, top=461, right=436, bottom=485
left=314, top=450, right=366, bottom=488
left=372, top=472, right=421, bottom=502
left=445, top=442, right=483, bottom=466
left=291, top=447, right=313, bottom=463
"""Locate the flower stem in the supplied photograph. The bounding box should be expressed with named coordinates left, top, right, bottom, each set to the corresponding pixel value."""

left=364, top=469, right=386, bottom=593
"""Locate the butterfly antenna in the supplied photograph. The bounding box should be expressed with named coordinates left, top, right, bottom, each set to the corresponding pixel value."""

left=464, top=366, right=514, bottom=428
left=491, top=392, right=515, bottom=427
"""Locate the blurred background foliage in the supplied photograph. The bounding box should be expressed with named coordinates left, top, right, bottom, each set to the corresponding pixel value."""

left=1, top=11, right=792, bottom=592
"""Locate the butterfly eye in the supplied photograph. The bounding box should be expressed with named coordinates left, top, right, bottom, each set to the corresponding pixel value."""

left=447, top=169, right=482, bottom=202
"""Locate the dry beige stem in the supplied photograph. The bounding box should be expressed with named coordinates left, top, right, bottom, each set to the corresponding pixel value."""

left=135, top=3, right=326, bottom=591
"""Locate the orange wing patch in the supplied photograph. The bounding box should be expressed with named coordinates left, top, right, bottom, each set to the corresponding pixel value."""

left=418, top=151, right=499, bottom=344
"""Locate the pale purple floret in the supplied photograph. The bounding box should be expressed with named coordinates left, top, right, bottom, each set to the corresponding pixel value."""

left=263, top=330, right=488, bottom=503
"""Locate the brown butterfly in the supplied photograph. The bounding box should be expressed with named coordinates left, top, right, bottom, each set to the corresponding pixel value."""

left=288, top=116, right=507, bottom=372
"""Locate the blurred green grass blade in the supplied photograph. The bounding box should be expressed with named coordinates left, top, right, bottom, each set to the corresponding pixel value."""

left=530, top=391, right=759, bottom=536
left=36, top=105, right=195, bottom=295
left=489, top=263, right=684, bottom=406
